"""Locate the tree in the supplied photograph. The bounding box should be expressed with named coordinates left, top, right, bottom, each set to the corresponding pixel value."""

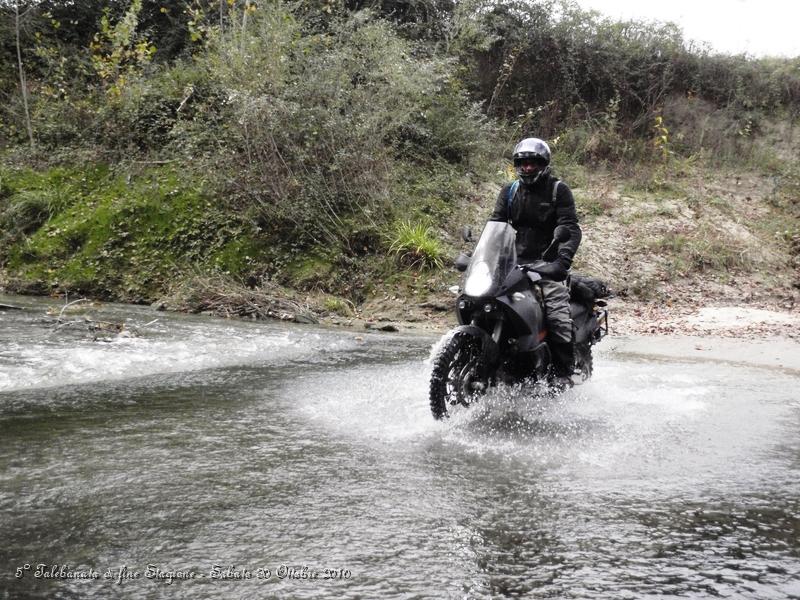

left=13, top=1, right=34, bottom=148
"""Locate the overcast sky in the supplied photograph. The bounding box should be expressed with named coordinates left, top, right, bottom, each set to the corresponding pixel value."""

left=573, top=0, right=800, bottom=58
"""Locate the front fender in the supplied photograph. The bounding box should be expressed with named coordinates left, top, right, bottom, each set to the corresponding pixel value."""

left=449, top=324, right=500, bottom=367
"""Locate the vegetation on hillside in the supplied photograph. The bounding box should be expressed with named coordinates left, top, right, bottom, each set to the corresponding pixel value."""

left=0, top=0, right=798, bottom=318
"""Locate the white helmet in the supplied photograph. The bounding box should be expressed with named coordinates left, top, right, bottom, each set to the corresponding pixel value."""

left=513, top=137, right=551, bottom=184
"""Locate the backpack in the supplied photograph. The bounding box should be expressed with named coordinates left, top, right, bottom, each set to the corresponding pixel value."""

left=506, top=179, right=561, bottom=222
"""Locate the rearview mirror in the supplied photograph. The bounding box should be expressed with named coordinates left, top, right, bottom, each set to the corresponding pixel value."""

left=454, top=252, right=471, bottom=272
left=461, top=226, right=473, bottom=243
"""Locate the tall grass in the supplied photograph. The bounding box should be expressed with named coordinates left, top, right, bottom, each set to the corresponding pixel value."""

left=389, top=221, right=445, bottom=270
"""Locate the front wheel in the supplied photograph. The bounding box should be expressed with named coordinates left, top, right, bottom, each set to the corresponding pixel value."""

left=429, top=330, right=489, bottom=420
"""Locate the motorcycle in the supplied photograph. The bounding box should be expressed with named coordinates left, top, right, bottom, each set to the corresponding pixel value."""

left=428, top=221, right=609, bottom=420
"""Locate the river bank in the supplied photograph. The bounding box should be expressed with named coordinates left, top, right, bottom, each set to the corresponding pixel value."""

left=324, top=295, right=800, bottom=373
left=3, top=288, right=798, bottom=376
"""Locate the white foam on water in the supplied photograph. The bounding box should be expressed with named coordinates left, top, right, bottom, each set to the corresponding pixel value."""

left=290, top=350, right=794, bottom=494
left=0, top=327, right=358, bottom=392
left=291, top=360, right=439, bottom=441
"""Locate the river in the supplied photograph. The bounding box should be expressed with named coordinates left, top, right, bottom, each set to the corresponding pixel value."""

left=1, top=294, right=799, bottom=599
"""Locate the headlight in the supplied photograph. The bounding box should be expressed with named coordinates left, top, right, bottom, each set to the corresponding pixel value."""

left=464, top=261, right=493, bottom=297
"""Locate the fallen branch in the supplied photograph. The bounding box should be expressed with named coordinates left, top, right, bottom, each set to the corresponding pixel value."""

left=162, top=273, right=319, bottom=324
left=57, top=297, right=91, bottom=322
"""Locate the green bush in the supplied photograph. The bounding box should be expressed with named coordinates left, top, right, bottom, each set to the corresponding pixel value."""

left=389, top=220, right=445, bottom=270
left=201, top=5, right=494, bottom=253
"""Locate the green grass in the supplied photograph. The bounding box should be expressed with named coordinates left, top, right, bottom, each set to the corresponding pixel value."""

left=1, top=164, right=247, bottom=301
left=281, top=254, right=335, bottom=290
left=323, top=296, right=354, bottom=316
left=209, top=236, right=270, bottom=278
left=388, top=221, right=445, bottom=270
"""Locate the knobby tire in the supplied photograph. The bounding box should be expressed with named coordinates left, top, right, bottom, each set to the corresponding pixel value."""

left=429, top=330, right=486, bottom=420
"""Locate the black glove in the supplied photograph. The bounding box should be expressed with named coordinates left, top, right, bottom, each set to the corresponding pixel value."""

left=532, top=258, right=569, bottom=281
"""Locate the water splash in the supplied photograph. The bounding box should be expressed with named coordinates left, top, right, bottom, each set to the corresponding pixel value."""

left=0, top=318, right=361, bottom=392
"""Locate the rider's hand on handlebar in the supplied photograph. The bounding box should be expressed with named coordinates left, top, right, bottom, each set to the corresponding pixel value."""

left=529, top=258, right=569, bottom=281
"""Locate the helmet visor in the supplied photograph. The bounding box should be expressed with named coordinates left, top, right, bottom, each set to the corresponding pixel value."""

left=514, top=155, right=548, bottom=168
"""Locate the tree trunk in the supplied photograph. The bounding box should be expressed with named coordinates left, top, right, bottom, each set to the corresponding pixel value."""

left=14, top=2, right=34, bottom=149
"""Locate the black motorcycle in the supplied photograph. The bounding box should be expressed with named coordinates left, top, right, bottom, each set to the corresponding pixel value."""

left=429, top=221, right=609, bottom=419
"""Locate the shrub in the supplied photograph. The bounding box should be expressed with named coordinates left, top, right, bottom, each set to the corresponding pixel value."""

left=205, top=5, right=494, bottom=252
left=389, top=220, right=445, bottom=270
left=323, top=296, right=354, bottom=316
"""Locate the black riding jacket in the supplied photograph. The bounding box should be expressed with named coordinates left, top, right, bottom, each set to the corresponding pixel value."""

left=489, top=173, right=582, bottom=265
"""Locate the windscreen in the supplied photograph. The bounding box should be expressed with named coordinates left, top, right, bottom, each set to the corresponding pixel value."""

left=463, top=221, right=517, bottom=297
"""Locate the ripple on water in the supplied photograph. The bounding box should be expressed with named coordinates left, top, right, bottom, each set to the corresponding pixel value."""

left=1, top=318, right=799, bottom=600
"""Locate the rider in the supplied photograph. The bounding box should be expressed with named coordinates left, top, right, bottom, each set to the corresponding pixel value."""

left=489, top=137, right=582, bottom=385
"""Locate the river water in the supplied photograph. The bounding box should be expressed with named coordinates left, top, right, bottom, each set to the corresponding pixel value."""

left=1, top=294, right=799, bottom=599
